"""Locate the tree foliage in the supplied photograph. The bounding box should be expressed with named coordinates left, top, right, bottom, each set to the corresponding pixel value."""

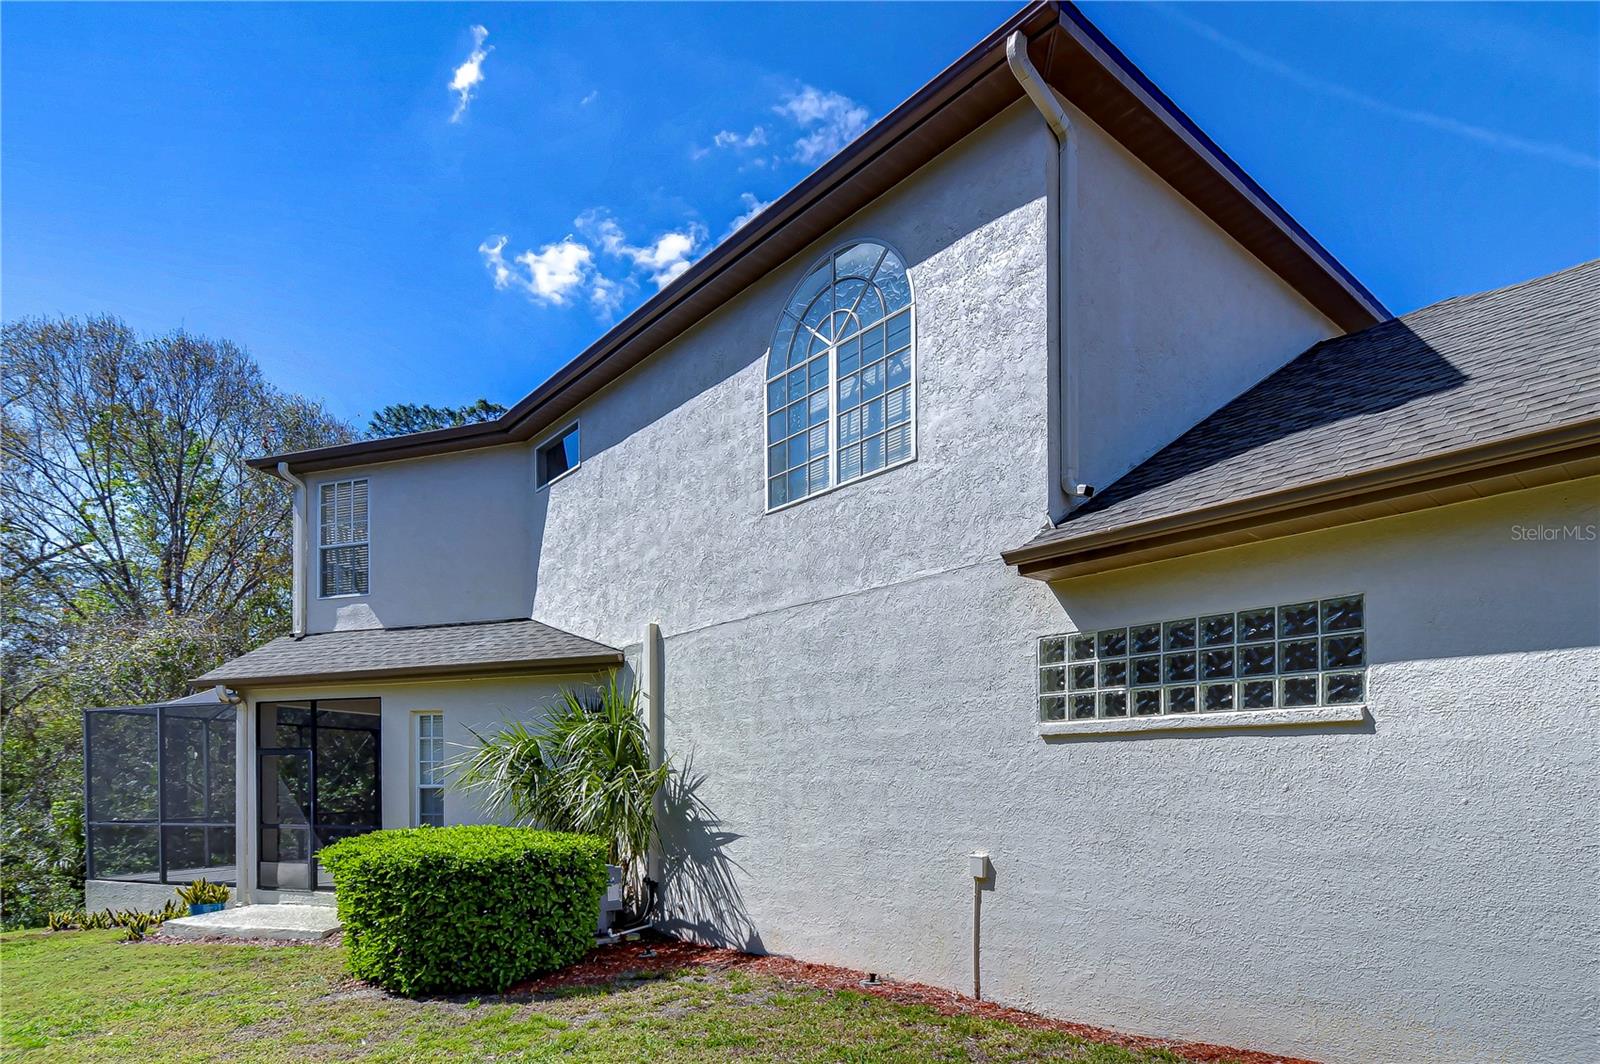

left=0, top=315, right=351, bottom=926
left=366, top=399, right=505, bottom=439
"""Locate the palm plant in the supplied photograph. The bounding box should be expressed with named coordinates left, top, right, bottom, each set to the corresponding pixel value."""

left=453, top=678, right=668, bottom=915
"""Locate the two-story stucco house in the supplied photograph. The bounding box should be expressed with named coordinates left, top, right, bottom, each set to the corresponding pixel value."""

left=81, top=3, right=1599, bottom=1061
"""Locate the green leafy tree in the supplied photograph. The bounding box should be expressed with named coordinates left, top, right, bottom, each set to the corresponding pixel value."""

left=366, top=399, right=505, bottom=439
left=1, top=315, right=351, bottom=926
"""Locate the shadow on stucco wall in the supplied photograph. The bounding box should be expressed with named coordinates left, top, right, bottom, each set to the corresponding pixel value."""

left=1063, top=322, right=1471, bottom=526
left=655, top=756, right=764, bottom=954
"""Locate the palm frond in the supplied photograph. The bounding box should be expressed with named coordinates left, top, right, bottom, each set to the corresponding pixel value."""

left=450, top=677, right=667, bottom=891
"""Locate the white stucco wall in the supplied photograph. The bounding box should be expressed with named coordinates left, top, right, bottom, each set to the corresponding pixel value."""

left=529, top=104, right=1055, bottom=646
left=1062, top=92, right=1338, bottom=496
left=651, top=480, right=1597, bottom=1064
left=84, top=879, right=191, bottom=913
left=513, top=101, right=1596, bottom=1061
left=301, top=445, right=536, bottom=633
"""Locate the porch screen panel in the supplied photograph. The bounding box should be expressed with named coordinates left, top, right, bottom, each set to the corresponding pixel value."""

left=84, top=702, right=237, bottom=884
left=159, top=703, right=237, bottom=882
left=313, top=703, right=382, bottom=846
left=85, top=709, right=159, bottom=882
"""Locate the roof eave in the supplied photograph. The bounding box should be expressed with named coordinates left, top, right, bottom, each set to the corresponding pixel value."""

left=190, top=651, right=626, bottom=691
left=1004, top=418, right=1600, bottom=582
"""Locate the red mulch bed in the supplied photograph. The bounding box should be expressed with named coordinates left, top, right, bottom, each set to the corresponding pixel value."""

left=509, top=936, right=1317, bottom=1064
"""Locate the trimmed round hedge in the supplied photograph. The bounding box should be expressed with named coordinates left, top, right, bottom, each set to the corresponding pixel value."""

left=318, top=826, right=608, bottom=995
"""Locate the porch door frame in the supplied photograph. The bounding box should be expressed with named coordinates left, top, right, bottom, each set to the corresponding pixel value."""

left=237, top=696, right=383, bottom=899
left=256, top=744, right=317, bottom=893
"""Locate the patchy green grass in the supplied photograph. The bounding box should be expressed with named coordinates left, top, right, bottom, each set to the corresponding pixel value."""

left=0, top=930, right=1186, bottom=1062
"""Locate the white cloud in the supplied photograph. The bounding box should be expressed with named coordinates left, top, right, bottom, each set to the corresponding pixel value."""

left=448, top=25, right=492, bottom=123
left=580, top=211, right=707, bottom=289
left=589, top=273, right=624, bottom=316
left=580, top=90, right=599, bottom=106
left=479, top=213, right=708, bottom=315
left=478, top=234, right=595, bottom=306
left=693, top=125, right=767, bottom=161
left=713, top=126, right=767, bottom=150
left=727, top=192, right=770, bottom=235
left=776, top=86, right=870, bottom=164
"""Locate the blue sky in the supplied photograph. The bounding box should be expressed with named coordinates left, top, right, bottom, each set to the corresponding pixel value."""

left=4, top=2, right=1596, bottom=425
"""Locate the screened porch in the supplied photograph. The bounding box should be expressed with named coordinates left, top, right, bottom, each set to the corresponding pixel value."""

left=83, top=691, right=238, bottom=885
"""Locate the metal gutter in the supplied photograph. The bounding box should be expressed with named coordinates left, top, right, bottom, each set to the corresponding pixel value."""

left=1003, top=417, right=1600, bottom=581
left=275, top=461, right=308, bottom=636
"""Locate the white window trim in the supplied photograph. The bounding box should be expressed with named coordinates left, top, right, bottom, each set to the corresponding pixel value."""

left=414, top=711, right=444, bottom=827
left=761, top=239, right=918, bottom=515
left=317, top=477, right=370, bottom=600
left=534, top=421, right=581, bottom=491
left=1038, top=703, right=1368, bottom=737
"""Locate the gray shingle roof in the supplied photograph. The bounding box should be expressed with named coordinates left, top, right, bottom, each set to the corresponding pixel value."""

left=87, top=689, right=235, bottom=714
left=1012, top=259, right=1600, bottom=559
left=193, top=618, right=623, bottom=688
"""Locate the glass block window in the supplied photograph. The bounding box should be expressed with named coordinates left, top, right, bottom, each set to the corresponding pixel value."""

left=765, top=240, right=913, bottom=509
left=416, top=713, right=444, bottom=827
left=1037, top=595, right=1366, bottom=722
left=318, top=479, right=369, bottom=597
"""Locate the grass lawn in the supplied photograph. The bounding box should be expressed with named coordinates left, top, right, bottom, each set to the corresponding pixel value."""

left=0, top=930, right=1194, bottom=1063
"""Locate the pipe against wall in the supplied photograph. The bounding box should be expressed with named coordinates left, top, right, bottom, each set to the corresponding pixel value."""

left=275, top=462, right=308, bottom=637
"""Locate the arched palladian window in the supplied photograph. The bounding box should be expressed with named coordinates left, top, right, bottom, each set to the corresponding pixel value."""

left=764, top=240, right=914, bottom=509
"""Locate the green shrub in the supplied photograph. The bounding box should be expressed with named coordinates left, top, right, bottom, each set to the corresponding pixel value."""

left=318, top=825, right=607, bottom=996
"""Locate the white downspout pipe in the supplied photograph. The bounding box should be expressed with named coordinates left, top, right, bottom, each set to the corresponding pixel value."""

left=276, top=461, right=307, bottom=638
left=1006, top=31, right=1090, bottom=516
left=642, top=622, right=664, bottom=885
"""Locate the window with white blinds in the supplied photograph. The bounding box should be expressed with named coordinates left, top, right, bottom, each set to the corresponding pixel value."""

left=318, top=479, right=369, bottom=597
left=416, top=712, right=444, bottom=827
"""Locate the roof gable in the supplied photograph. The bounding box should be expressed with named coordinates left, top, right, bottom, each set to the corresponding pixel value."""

left=1006, top=259, right=1600, bottom=579
left=255, top=1, right=1384, bottom=476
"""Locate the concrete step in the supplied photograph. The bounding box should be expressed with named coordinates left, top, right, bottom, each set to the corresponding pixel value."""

left=161, top=903, right=340, bottom=942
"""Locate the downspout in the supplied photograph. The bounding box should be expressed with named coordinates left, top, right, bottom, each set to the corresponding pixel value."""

left=642, top=621, right=664, bottom=886
left=276, top=461, right=307, bottom=638
left=1006, top=31, right=1091, bottom=517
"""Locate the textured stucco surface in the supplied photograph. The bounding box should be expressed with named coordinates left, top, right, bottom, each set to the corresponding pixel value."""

left=301, top=445, right=535, bottom=633
left=1062, top=92, right=1338, bottom=497
left=84, top=879, right=186, bottom=913
left=259, top=98, right=1600, bottom=1062
left=650, top=480, right=1599, bottom=1064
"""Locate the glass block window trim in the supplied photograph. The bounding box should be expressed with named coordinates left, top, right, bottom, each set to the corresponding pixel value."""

left=318, top=479, right=369, bottom=597
left=765, top=240, right=915, bottom=510
left=1037, top=594, right=1366, bottom=723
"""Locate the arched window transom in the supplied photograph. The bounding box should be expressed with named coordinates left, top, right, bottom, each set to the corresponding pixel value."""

left=765, top=240, right=914, bottom=509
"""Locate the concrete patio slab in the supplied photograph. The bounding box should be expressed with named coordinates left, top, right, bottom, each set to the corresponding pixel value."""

left=161, top=904, right=340, bottom=942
